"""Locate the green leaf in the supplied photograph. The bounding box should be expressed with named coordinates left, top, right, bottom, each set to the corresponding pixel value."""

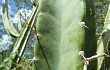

left=34, top=0, right=85, bottom=70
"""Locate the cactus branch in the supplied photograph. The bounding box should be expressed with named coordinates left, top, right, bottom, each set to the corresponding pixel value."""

left=22, top=14, right=51, bottom=70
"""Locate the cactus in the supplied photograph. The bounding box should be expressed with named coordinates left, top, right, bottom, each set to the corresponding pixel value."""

left=1, top=0, right=86, bottom=70
left=33, top=0, right=85, bottom=70
left=8, top=6, right=39, bottom=69
left=31, top=0, right=38, bottom=6
left=97, top=4, right=110, bottom=70
left=2, top=0, right=20, bottom=37
left=17, top=12, right=22, bottom=32
left=1, top=0, right=39, bottom=69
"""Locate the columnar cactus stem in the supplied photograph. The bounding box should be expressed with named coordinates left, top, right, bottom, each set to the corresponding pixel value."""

left=34, top=0, right=85, bottom=70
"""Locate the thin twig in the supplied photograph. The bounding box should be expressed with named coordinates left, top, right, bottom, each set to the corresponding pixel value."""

left=83, top=63, right=88, bottom=70
left=86, top=53, right=108, bottom=61
left=79, top=51, right=109, bottom=70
